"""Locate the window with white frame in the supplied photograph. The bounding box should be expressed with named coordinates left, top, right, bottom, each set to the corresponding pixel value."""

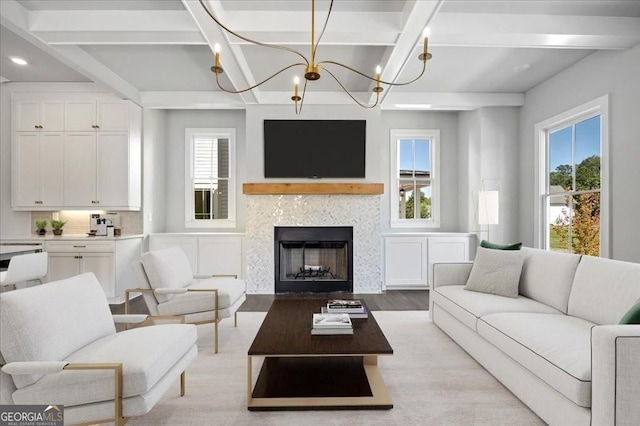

left=534, top=95, right=609, bottom=256
left=390, top=129, right=440, bottom=228
left=185, top=128, right=236, bottom=228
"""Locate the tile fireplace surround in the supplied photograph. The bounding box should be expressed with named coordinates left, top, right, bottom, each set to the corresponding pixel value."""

left=245, top=192, right=382, bottom=294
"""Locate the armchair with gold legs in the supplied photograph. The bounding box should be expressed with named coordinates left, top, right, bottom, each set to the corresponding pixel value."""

left=129, top=246, right=247, bottom=354
left=0, top=273, right=197, bottom=426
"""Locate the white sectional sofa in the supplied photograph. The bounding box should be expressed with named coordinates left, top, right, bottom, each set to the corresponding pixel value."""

left=430, top=247, right=640, bottom=426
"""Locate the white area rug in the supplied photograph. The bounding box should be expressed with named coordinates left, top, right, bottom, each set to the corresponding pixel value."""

left=128, top=311, right=544, bottom=425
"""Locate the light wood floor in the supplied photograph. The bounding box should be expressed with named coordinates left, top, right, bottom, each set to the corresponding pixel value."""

left=112, top=290, right=429, bottom=314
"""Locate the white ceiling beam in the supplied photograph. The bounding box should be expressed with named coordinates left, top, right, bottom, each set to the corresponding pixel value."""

left=431, top=13, right=640, bottom=49
left=140, top=91, right=246, bottom=109
left=381, top=92, right=525, bottom=111
left=369, top=0, right=443, bottom=105
left=182, top=0, right=259, bottom=104
left=259, top=90, right=372, bottom=106
left=0, top=0, right=140, bottom=103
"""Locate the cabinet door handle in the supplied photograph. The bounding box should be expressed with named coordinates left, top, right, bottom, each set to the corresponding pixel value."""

left=73, top=245, right=86, bottom=248
left=95, top=125, right=100, bottom=129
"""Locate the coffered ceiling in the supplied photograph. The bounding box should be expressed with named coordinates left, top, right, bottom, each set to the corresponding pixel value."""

left=1, top=0, right=640, bottom=110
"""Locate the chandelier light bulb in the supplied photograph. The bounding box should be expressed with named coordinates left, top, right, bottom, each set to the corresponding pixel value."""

left=294, top=76, right=300, bottom=85
left=375, top=65, right=382, bottom=76
left=214, top=43, right=221, bottom=53
left=423, top=27, right=431, bottom=39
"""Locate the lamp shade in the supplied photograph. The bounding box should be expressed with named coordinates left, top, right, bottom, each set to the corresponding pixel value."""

left=478, top=190, right=499, bottom=225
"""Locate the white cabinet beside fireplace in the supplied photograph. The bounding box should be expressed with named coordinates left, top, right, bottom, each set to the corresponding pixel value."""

left=383, top=233, right=476, bottom=289
left=148, top=233, right=244, bottom=278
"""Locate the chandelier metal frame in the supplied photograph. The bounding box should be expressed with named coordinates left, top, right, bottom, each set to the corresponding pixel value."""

left=199, top=0, right=432, bottom=114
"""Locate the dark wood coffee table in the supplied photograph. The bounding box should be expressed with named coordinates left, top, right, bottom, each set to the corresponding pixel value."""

left=247, top=298, right=393, bottom=411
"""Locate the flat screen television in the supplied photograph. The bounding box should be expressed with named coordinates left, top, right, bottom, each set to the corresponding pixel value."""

left=263, top=119, right=366, bottom=178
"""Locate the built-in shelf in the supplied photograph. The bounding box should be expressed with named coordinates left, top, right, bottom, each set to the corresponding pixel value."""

left=242, top=183, right=384, bottom=195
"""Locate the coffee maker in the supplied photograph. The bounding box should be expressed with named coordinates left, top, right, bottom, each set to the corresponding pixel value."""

left=90, top=213, right=120, bottom=236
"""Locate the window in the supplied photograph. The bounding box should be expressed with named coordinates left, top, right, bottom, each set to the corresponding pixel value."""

left=534, top=95, right=609, bottom=256
left=390, top=129, right=440, bottom=228
left=185, top=128, right=236, bottom=228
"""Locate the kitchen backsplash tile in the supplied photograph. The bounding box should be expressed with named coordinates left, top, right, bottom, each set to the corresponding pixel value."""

left=31, top=211, right=142, bottom=235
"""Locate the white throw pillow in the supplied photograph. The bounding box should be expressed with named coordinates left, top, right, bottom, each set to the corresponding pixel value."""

left=464, top=247, right=524, bottom=298
left=141, top=247, right=194, bottom=303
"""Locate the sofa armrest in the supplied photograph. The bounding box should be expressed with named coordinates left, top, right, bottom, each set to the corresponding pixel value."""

left=592, top=325, right=640, bottom=426
left=432, top=262, right=473, bottom=289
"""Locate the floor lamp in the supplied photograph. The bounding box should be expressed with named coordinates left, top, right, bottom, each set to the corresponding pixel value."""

left=478, top=190, right=499, bottom=242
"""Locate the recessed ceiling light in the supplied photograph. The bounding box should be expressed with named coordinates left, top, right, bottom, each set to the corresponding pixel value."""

left=10, top=57, right=28, bottom=65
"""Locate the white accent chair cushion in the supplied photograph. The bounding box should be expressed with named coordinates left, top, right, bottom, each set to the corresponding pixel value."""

left=465, top=247, right=524, bottom=298
left=157, top=278, right=246, bottom=316
left=141, top=247, right=194, bottom=303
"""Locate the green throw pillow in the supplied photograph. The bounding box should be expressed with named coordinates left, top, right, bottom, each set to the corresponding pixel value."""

left=619, top=302, right=640, bottom=324
left=480, top=240, right=522, bottom=251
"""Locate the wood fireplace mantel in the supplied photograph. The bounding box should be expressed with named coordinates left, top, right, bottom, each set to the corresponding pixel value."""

left=242, top=183, right=384, bottom=195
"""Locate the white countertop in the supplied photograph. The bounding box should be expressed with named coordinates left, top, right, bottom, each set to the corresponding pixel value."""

left=1, top=234, right=144, bottom=242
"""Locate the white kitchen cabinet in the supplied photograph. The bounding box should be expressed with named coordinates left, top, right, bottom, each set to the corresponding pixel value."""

left=383, top=233, right=476, bottom=289
left=65, top=98, right=129, bottom=132
left=45, top=237, right=142, bottom=303
left=11, top=92, right=142, bottom=211
left=13, top=95, right=64, bottom=132
left=148, top=233, right=244, bottom=278
left=63, top=132, right=132, bottom=208
left=12, top=132, right=64, bottom=208
left=47, top=242, right=115, bottom=297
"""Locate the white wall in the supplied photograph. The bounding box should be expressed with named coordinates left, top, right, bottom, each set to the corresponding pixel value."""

left=142, top=109, right=167, bottom=236
left=380, top=110, right=460, bottom=233
left=519, top=44, right=640, bottom=262
left=457, top=108, right=520, bottom=244
left=163, top=109, right=246, bottom=232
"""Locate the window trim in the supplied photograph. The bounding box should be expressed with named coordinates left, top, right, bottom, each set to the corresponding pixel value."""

left=184, top=128, right=236, bottom=229
left=533, top=95, right=609, bottom=257
left=389, top=129, right=440, bottom=228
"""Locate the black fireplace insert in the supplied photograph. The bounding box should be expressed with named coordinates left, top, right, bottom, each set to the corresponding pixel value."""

left=274, top=226, right=353, bottom=293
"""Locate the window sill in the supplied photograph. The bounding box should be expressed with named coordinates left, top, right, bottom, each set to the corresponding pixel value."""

left=185, top=220, right=237, bottom=229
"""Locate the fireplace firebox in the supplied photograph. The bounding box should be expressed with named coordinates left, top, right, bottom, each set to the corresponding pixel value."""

left=274, top=226, right=353, bottom=293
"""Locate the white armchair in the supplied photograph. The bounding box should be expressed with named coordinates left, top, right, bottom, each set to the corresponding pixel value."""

left=0, top=273, right=198, bottom=426
left=129, top=246, right=247, bottom=353
left=0, top=252, right=48, bottom=290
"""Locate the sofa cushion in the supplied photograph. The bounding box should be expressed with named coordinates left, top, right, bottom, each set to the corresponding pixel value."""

left=0, top=274, right=116, bottom=389
left=620, top=301, right=640, bottom=324
left=11, top=324, right=198, bottom=407
left=568, top=255, right=640, bottom=325
left=478, top=312, right=594, bottom=408
left=156, top=278, right=246, bottom=316
left=480, top=240, right=522, bottom=250
left=519, top=247, right=581, bottom=313
left=432, top=285, right=562, bottom=332
left=141, top=248, right=194, bottom=303
left=465, top=247, right=524, bottom=298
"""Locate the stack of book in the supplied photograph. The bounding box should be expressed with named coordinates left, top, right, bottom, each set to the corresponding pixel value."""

left=323, top=299, right=369, bottom=319
left=311, top=313, right=353, bottom=335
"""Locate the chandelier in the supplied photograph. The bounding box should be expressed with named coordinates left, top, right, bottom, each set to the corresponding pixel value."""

left=199, top=0, right=432, bottom=114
